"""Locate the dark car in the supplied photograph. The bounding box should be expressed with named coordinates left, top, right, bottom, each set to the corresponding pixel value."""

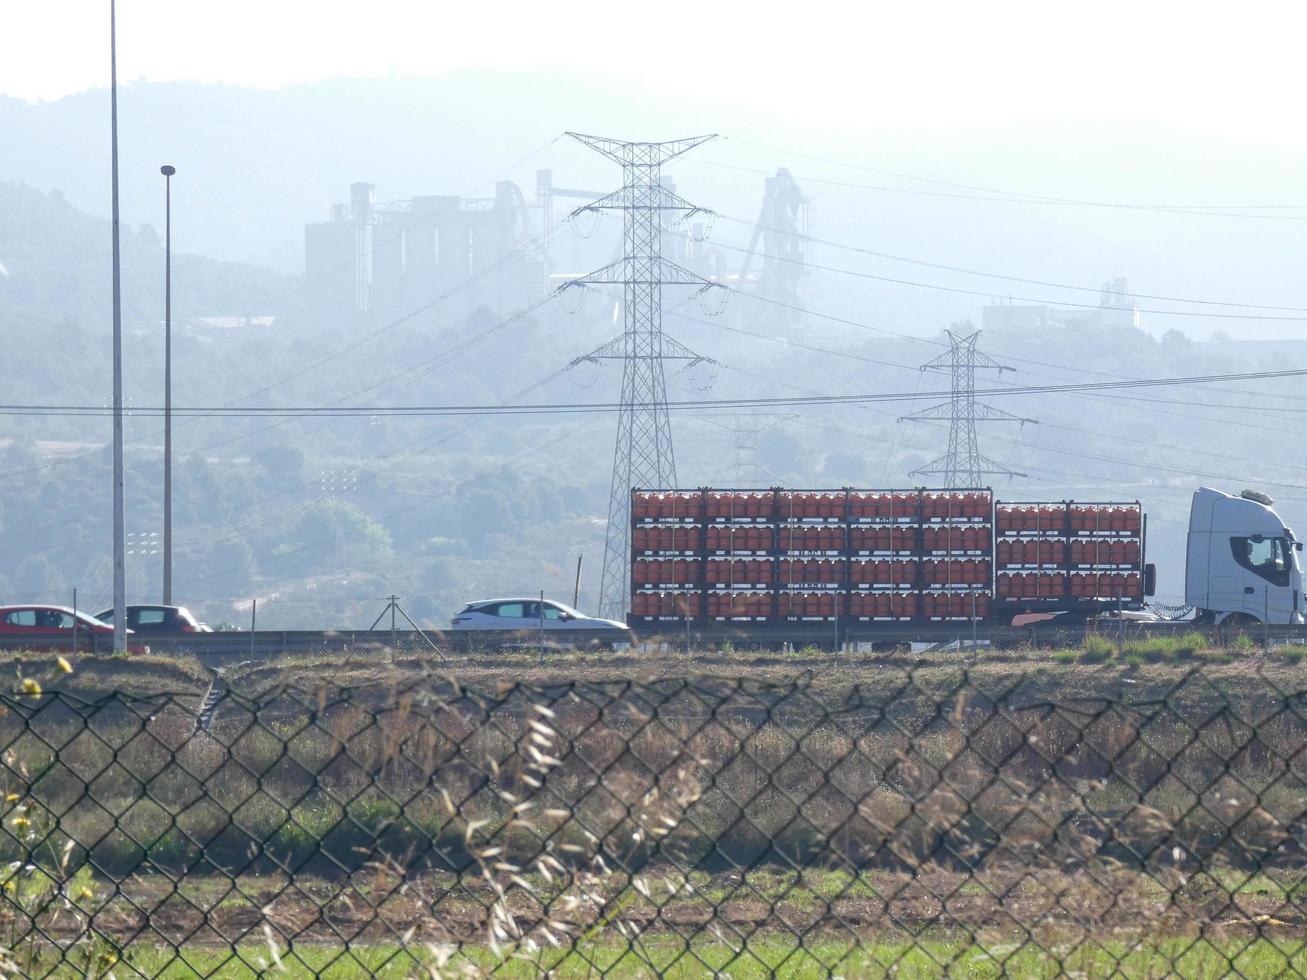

left=94, top=605, right=211, bottom=634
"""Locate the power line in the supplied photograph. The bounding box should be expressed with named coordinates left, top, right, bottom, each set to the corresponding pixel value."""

left=718, top=237, right=1307, bottom=322
left=715, top=213, right=1307, bottom=314
left=0, top=198, right=569, bottom=484
left=4, top=367, right=1305, bottom=417
left=728, top=286, right=1307, bottom=416
left=669, top=306, right=1307, bottom=431
left=675, top=305, right=1307, bottom=450
left=207, top=223, right=566, bottom=411
left=713, top=137, right=1307, bottom=221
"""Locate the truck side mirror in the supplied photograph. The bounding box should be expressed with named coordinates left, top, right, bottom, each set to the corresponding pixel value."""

left=1143, top=563, right=1157, bottom=597
left=1297, top=542, right=1303, bottom=552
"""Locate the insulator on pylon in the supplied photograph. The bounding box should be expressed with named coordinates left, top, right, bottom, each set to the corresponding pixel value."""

left=558, top=282, right=588, bottom=315
left=697, top=284, right=729, bottom=317
left=569, top=207, right=602, bottom=240
left=684, top=211, right=717, bottom=242
left=686, top=359, right=718, bottom=392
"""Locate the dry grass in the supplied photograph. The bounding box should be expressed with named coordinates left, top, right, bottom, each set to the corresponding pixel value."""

left=0, top=656, right=1306, bottom=975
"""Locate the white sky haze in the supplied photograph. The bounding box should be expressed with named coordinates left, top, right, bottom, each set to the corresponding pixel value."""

left=4, top=1, right=1307, bottom=143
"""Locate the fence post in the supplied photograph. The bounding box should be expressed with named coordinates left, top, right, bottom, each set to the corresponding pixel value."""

left=250, top=599, right=257, bottom=658
left=833, top=592, right=840, bottom=663
left=1265, top=586, right=1270, bottom=653
left=539, top=590, right=546, bottom=664
left=1118, top=594, right=1124, bottom=658
left=72, top=587, right=78, bottom=654
left=970, top=592, right=978, bottom=656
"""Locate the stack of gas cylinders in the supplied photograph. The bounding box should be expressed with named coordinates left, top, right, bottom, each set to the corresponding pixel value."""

left=628, top=488, right=996, bottom=623
left=994, top=501, right=1144, bottom=604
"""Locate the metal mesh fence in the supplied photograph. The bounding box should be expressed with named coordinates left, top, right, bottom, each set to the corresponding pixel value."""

left=4, top=668, right=1307, bottom=976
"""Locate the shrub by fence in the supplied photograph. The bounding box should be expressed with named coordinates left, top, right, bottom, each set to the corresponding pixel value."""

left=2, top=668, right=1307, bottom=976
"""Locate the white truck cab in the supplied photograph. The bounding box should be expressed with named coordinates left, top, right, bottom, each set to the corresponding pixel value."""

left=1185, top=487, right=1304, bottom=625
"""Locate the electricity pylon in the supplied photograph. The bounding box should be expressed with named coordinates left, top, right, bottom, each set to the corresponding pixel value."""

left=900, top=325, right=1034, bottom=486
left=561, top=133, right=723, bottom=619
left=699, top=413, right=795, bottom=486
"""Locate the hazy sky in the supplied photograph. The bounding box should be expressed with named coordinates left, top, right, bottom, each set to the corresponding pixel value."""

left=8, top=1, right=1307, bottom=343
left=5, top=1, right=1307, bottom=143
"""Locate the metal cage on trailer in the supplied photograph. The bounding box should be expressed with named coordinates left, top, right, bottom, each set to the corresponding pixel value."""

left=629, top=487, right=1154, bottom=643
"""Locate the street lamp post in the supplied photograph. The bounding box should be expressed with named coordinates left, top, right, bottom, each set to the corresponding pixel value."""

left=161, top=164, right=175, bottom=606
left=109, top=0, right=126, bottom=654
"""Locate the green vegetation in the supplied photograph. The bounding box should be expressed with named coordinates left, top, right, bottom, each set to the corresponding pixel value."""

left=1061, top=630, right=1230, bottom=665
left=65, top=935, right=1307, bottom=979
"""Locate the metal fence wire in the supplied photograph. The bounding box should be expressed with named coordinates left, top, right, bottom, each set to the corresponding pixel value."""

left=5, top=669, right=1307, bottom=977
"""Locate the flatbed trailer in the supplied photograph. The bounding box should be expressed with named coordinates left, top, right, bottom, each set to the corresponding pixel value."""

left=628, top=487, right=1153, bottom=643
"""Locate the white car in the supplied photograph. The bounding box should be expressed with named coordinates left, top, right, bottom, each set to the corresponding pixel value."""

left=450, top=598, right=629, bottom=642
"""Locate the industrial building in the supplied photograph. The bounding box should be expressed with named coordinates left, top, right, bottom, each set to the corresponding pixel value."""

left=982, top=277, right=1140, bottom=332
left=304, top=169, right=812, bottom=335
left=304, top=180, right=548, bottom=331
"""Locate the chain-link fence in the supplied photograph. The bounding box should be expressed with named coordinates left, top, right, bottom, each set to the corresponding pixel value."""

left=4, top=667, right=1307, bottom=977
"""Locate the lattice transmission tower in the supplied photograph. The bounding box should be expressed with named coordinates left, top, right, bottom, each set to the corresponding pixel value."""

left=561, top=133, right=723, bottom=619
left=900, top=326, right=1034, bottom=486
left=699, top=413, right=795, bottom=486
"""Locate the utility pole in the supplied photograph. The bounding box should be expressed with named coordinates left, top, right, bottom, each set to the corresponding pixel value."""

left=561, top=133, right=723, bottom=619
left=109, top=0, right=127, bottom=653
left=900, top=325, right=1034, bottom=486
left=161, top=164, right=175, bottom=606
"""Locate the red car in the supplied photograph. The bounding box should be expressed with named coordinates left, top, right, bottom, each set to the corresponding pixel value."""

left=0, top=606, right=147, bottom=652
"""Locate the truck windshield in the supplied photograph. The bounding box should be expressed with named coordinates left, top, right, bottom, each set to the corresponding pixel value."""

left=1231, top=535, right=1292, bottom=587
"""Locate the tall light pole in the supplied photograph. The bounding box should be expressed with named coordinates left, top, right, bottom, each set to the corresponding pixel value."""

left=161, top=165, right=175, bottom=606
left=109, top=0, right=126, bottom=653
